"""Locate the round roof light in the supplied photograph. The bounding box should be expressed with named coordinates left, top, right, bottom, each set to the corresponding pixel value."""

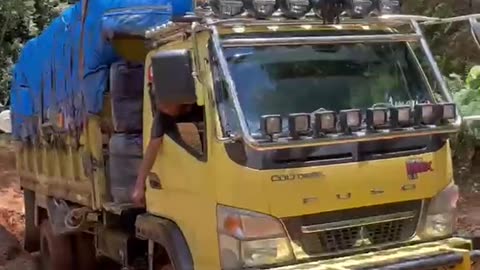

left=279, top=0, right=312, bottom=19
left=243, top=0, right=278, bottom=19
left=311, top=0, right=345, bottom=24
left=346, top=0, right=373, bottom=18
left=378, top=0, right=401, bottom=14
left=209, top=0, right=245, bottom=18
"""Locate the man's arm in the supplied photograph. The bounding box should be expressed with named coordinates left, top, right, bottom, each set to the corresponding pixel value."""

left=134, top=137, right=162, bottom=191
left=132, top=113, right=169, bottom=206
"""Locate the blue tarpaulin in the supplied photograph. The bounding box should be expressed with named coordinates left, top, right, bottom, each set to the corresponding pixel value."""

left=10, top=0, right=191, bottom=140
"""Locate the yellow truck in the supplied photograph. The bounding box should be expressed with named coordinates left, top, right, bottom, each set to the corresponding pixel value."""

left=11, top=0, right=480, bottom=269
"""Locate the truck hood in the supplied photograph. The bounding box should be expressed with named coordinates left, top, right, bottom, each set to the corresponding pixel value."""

left=215, top=142, right=452, bottom=218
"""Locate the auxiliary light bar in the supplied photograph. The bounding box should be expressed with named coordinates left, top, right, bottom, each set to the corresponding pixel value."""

left=208, top=0, right=402, bottom=20
left=259, top=103, right=456, bottom=140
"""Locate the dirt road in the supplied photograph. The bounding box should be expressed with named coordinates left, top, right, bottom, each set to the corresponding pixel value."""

left=459, top=192, right=480, bottom=237
left=0, top=146, right=37, bottom=269
left=0, top=149, right=24, bottom=241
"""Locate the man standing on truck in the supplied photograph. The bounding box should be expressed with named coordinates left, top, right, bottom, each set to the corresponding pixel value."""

left=131, top=101, right=194, bottom=206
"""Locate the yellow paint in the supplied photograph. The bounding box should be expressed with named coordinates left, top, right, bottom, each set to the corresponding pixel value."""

left=17, top=97, right=111, bottom=209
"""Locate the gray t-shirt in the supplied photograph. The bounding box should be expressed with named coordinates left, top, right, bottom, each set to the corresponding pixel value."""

left=150, top=113, right=178, bottom=139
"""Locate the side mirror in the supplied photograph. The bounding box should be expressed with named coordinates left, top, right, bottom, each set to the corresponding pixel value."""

left=151, top=49, right=196, bottom=104
left=470, top=18, right=480, bottom=49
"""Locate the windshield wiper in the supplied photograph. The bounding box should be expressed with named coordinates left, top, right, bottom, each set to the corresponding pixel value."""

left=226, top=52, right=254, bottom=63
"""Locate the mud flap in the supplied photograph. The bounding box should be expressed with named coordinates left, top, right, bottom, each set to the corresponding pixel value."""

left=46, top=198, right=95, bottom=235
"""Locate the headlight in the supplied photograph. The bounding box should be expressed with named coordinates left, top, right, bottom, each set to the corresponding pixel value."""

left=313, top=110, right=336, bottom=136
left=420, top=182, right=459, bottom=239
left=260, top=115, right=283, bottom=137
left=390, top=105, right=411, bottom=127
left=288, top=113, right=310, bottom=138
left=414, top=103, right=442, bottom=126
left=209, top=0, right=245, bottom=17
left=217, top=205, right=294, bottom=269
left=279, top=0, right=311, bottom=18
left=339, top=109, right=362, bottom=133
left=441, top=103, right=456, bottom=122
left=243, top=0, right=278, bottom=19
left=366, top=108, right=388, bottom=129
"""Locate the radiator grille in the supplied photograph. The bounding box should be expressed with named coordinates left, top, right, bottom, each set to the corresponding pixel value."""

left=282, top=200, right=422, bottom=255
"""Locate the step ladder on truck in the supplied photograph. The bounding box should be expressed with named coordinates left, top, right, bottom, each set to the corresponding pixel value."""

left=10, top=0, right=480, bottom=269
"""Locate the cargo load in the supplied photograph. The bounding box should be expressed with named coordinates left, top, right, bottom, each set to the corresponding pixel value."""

left=10, top=0, right=191, bottom=141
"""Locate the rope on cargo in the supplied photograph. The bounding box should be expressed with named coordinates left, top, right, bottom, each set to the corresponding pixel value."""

left=64, top=207, right=91, bottom=230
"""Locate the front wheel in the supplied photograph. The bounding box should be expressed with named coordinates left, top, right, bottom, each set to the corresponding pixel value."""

left=39, top=219, right=74, bottom=270
left=73, top=233, right=97, bottom=270
left=160, top=265, right=173, bottom=270
left=153, top=245, right=174, bottom=270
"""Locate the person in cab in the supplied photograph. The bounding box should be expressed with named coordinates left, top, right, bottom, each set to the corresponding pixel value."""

left=131, top=98, right=197, bottom=206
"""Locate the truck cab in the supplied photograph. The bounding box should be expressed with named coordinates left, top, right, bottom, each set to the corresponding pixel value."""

left=11, top=0, right=480, bottom=269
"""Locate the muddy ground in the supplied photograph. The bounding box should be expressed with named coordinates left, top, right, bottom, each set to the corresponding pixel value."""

left=0, top=146, right=480, bottom=268
left=0, top=146, right=38, bottom=269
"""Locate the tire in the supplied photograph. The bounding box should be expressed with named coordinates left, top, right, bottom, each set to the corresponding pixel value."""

left=73, top=233, right=97, bottom=270
left=39, top=219, right=74, bottom=270
left=153, top=245, right=173, bottom=270
left=23, top=189, right=40, bottom=252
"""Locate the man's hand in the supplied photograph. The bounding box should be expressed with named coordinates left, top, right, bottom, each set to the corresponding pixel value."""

left=132, top=181, right=146, bottom=207
left=131, top=138, right=162, bottom=207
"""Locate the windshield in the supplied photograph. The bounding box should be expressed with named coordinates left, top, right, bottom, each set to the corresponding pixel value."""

left=223, top=42, right=433, bottom=134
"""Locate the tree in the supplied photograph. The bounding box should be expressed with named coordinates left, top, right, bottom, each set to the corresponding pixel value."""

left=1, top=0, right=479, bottom=104
left=0, top=0, right=70, bottom=104
left=404, top=0, right=480, bottom=76
left=0, top=0, right=34, bottom=104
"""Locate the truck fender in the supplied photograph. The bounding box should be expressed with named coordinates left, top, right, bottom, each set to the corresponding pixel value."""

left=135, top=214, right=194, bottom=269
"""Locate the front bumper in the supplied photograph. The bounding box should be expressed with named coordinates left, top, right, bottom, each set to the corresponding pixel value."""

left=272, top=238, right=480, bottom=270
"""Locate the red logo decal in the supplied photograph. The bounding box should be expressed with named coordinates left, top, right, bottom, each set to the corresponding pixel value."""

left=406, top=159, right=433, bottom=180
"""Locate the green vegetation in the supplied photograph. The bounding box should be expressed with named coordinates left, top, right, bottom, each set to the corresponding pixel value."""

left=0, top=0, right=70, bottom=104
left=447, top=67, right=480, bottom=189
left=404, top=0, right=480, bottom=76
left=0, top=0, right=478, bottom=102
left=450, top=67, right=480, bottom=117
